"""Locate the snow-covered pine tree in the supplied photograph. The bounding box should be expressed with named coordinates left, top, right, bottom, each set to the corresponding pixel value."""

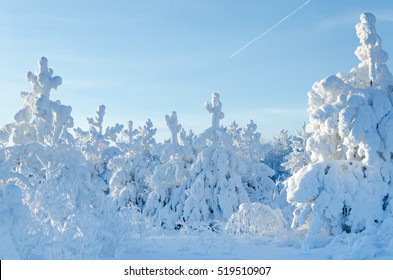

left=109, top=119, right=159, bottom=212
left=228, top=120, right=276, bottom=204
left=74, top=105, right=123, bottom=185
left=0, top=57, right=130, bottom=259
left=182, top=93, right=249, bottom=230
left=287, top=13, right=393, bottom=237
left=264, top=129, right=293, bottom=182
left=283, top=122, right=311, bottom=175
left=144, top=112, right=195, bottom=229
left=345, top=13, right=393, bottom=90
left=0, top=57, right=73, bottom=146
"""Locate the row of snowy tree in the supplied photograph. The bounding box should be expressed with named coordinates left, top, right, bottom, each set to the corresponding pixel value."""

left=0, top=55, right=304, bottom=258
left=1, top=12, right=393, bottom=259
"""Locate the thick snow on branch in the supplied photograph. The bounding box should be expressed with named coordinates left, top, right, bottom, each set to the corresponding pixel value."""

left=26, top=57, right=62, bottom=98
left=205, top=92, right=224, bottom=129
left=165, top=111, right=182, bottom=146
left=348, top=13, right=393, bottom=89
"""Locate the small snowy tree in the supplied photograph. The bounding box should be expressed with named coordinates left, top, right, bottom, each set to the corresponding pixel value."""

left=283, top=122, right=311, bottom=175
left=144, top=112, right=195, bottom=229
left=74, top=105, right=123, bottom=185
left=287, top=13, right=393, bottom=238
left=264, top=130, right=293, bottom=182
left=109, top=119, right=159, bottom=212
left=182, top=93, right=250, bottom=230
left=228, top=120, right=276, bottom=204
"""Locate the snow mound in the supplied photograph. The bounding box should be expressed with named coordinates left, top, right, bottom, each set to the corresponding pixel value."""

left=226, top=203, right=285, bottom=236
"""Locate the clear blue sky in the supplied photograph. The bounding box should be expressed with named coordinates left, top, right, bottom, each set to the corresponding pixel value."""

left=1, top=0, right=393, bottom=141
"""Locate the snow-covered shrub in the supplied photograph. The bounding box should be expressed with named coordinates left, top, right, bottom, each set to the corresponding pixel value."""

left=144, top=112, right=195, bottom=229
left=182, top=93, right=250, bottom=229
left=225, top=202, right=285, bottom=236
left=287, top=13, right=393, bottom=237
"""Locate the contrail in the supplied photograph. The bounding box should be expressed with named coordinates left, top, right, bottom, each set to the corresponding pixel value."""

left=230, top=0, right=313, bottom=58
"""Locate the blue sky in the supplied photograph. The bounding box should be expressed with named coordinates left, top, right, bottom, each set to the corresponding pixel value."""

left=1, top=0, right=393, bottom=141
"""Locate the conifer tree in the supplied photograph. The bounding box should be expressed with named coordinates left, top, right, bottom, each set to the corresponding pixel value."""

left=144, top=112, right=195, bottom=229
left=182, top=93, right=249, bottom=229
left=109, top=119, right=159, bottom=211
left=287, top=13, right=393, bottom=237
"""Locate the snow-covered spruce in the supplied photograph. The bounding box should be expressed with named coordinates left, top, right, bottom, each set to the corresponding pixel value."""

left=287, top=13, right=393, bottom=237
left=0, top=58, right=142, bottom=259
left=227, top=120, right=276, bottom=205
left=264, top=129, right=293, bottom=182
left=283, top=122, right=311, bottom=175
left=182, top=93, right=249, bottom=229
left=144, top=112, right=195, bottom=229
left=109, top=119, right=159, bottom=212
left=74, top=105, right=123, bottom=186
left=0, top=57, right=73, bottom=146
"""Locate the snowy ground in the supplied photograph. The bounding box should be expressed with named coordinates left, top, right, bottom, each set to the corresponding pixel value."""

left=113, top=231, right=393, bottom=260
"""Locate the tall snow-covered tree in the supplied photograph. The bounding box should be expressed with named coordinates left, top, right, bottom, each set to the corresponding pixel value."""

left=0, top=57, right=135, bottom=259
left=345, top=12, right=393, bottom=90
left=182, top=93, right=249, bottom=229
left=287, top=13, right=393, bottom=237
left=0, top=57, right=73, bottom=146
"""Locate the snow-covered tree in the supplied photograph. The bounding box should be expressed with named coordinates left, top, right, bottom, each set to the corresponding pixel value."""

left=144, top=112, right=195, bottom=229
left=109, top=119, right=159, bottom=212
left=228, top=120, right=276, bottom=204
left=182, top=93, right=250, bottom=229
left=0, top=57, right=138, bottom=259
left=264, top=129, right=293, bottom=182
left=283, top=122, right=311, bottom=174
left=74, top=105, right=123, bottom=185
left=345, top=12, right=393, bottom=90
left=287, top=13, right=393, bottom=237
left=0, top=57, right=73, bottom=146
